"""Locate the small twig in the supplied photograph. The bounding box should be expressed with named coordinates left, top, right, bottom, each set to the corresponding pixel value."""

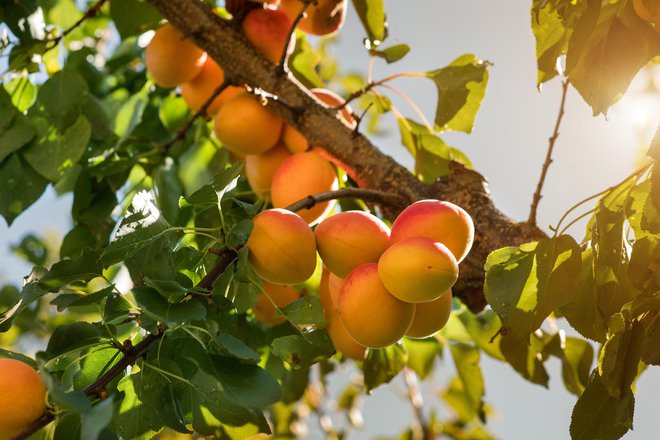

left=161, top=79, right=232, bottom=155
left=285, top=188, right=406, bottom=213
left=352, top=102, right=374, bottom=138
left=337, top=72, right=426, bottom=111
left=403, top=367, right=430, bottom=440
left=46, top=0, right=108, bottom=51
left=10, top=249, right=239, bottom=440
left=528, top=78, right=570, bottom=226
left=277, top=0, right=314, bottom=75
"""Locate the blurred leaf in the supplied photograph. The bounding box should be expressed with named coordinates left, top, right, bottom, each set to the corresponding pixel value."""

left=531, top=0, right=571, bottom=85
left=442, top=376, right=478, bottom=424
left=403, top=337, right=441, bottom=380
left=499, top=331, right=549, bottom=386
left=159, top=95, right=190, bottom=132
left=82, top=399, right=115, bottom=440
left=51, top=286, right=115, bottom=312
left=110, top=0, right=162, bottom=39
left=0, top=266, right=48, bottom=332
left=456, top=307, right=504, bottom=361
left=0, top=348, right=38, bottom=367
left=114, top=82, right=150, bottom=140
left=38, top=69, right=89, bottom=130
left=11, top=233, right=49, bottom=266
left=363, top=344, right=407, bottom=393
left=450, top=343, right=484, bottom=420
left=641, top=314, right=660, bottom=365
left=570, top=370, right=634, bottom=440
left=289, top=34, right=325, bottom=89
left=426, top=54, right=490, bottom=133
left=0, top=153, right=48, bottom=225
left=542, top=333, right=594, bottom=396
left=0, top=113, right=35, bottom=162
left=373, top=44, right=410, bottom=63
left=271, top=330, right=335, bottom=369
left=4, top=76, right=37, bottom=111
left=352, top=0, right=388, bottom=46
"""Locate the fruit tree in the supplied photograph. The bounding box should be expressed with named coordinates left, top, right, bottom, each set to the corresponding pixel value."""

left=0, top=0, right=658, bottom=439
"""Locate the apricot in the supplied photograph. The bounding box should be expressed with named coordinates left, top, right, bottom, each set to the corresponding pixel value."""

left=633, top=0, right=657, bottom=22
left=281, top=124, right=309, bottom=153
left=242, top=8, right=294, bottom=63
left=390, top=199, right=475, bottom=263
left=280, top=0, right=347, bottom=36
left=245, top=143, right=292, bottom=198
left=214, top=91, right=284, bottom=155
left=337, top=263, right=415, bottom=348
left=0, top=358, right=47, bottom=439
left=180, top=58, right=242, bottom=114
left=247, top=209, right=317, bottom=284
left=315, top=211, right=390, bottom=278
left=378, top=236, right=458, bottom=303
left=406, top=290, right=453, bottom=339
left=327, top=271, right=343, bottom=307
left=254, top=282, right=300, bottom=325
left=145, top=24, right=207, bottom=88
left=270, top=152, right=338, bottom=224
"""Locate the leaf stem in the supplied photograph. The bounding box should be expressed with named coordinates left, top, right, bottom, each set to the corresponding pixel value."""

left=277, top=0, right=313, bottom=74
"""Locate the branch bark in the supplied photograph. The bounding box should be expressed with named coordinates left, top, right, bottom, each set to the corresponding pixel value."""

left=148, top=0, right=548, bottom=312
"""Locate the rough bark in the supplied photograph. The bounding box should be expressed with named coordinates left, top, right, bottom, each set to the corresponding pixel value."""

left=148, top=0, right=548, bottom=312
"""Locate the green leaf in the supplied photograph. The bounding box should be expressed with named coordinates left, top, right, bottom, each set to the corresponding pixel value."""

left=46, top=322, right=103, bottom=356
left=289, top=34, right=325, bottom=89
left=215, top=333, right=261, bottom=364
left=159, top=95, right=190, bottom=132
left=54, top=413, right=82, bottom=440
left=180, top=162, right=244, bottom=212
left=373, top=44, right=410, bottom=64
left=39, top=248, right=104, bottom=291
left=426, top=54, right=490, bottom=133
left=450, top=343, right=484, bottom=420
left=73, top=346, right=122, bottom=390
left=0, top=153, right=48, bottom=225
left=81, top=399, right=114, bottom=440
left=4, top=76, right=37, bottom=111
left=485, top=235, right=582, bottom=338
left=455, top=307, right=504, bottom=361
left=0, top=113, right=35, bottom=162
left=641, top=314, right=660, bottom=365
left=351, top=0, right=388, bottom=47
left=442, top=376, right=479, bottom=424
left=23, top=115, right=92, bottom=182
left=114, top=374, right=161, bottom=440
left=133, top=287, right=207, bottom=327
left=144, top=277, right=192, bottom=303
left=570, top=370, right=634, bottom=440
left=38, top=69, right=90, bottom=130
left=531, top=0, right=571, bottom=85
left=51, top=286, right=114, bottom=312
left=543, top=334, right=594, bottom=396
left=271, top=330, right=335, bottom=369
left=110, top=0, right=162, bottom=39
left=363, top=344, right=407, bottom=393
left=11, top=233, right=49, bottom=266
left=0, top=266, right=48, bottom=332
left=114, top=82, right=150, bottom=140
left=499, top=331, right=549, bottom=386
left=0, top=348, right=38, bottom=367
left=278, top=296, right=326, bottom=331
left=598, top=315, right=644, bottom=398
left=403, top=337, right=441, bottom=380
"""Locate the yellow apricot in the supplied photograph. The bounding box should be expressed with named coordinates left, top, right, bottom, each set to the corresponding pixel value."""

left=271, top=152, right=338, bottom=224
left=145, top=24, right=207, bottom=88
left=390, top=199, right=475, bottom=263
left=315, top=211, right=390, bottom=278
left=0, top=359, right=47, bottom=439
left=254, top=282, right=300, bottom=325
left=378, top=236, right=458, bottom=303
left=280, top=0, right=347, bottom=37
left=281, top=124, right=309, bottom=153
left=247, top=209, right=317, bottom=284
left=327, top=271, right=343, bottom=307
left=180, top=58, right=242, bottom=114
left=245, top=143, right=292, bottom=198
left=337, top=263, right=415, bottom=348
left=214, top=91, right=284, bottom=155
left=242, top=8, right=294, bottom=63
left=406, top=290, right=453, bottom=339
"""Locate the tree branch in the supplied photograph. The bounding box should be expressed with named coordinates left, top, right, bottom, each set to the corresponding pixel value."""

left=528, top=78, right=570, bottom=225
left=147, top=0, right=549, bottom=312
left=10, top=249, right=239, bottom=440
left=285, top=187, right=406, bottom=213
left=46, top=0, right=108, bottom=51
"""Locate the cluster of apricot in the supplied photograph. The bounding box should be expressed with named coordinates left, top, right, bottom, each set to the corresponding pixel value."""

left=246, top=200, right=474, bottom=360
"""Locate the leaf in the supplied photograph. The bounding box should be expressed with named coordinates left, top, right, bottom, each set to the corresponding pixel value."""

left=38, top=69, right=90, bottom=130
left=485, top=235, right=582, bottom=338
left=39, top=248, right=103, bottom=291
left=499, top=331, right=549, bottom=386
left=114, top=374, right=162, bottom=440
left=351, top=0, right=388, bottom=47
left=81, top=399, right=114, bottom=440
left=114, top=82, right=150, bottom=140
left=0, top=266, right=48, bottom=332
left=442, top=376, right=479, bottom=424
left=180, top=162, right=244, bottom=212
left=426, top=54, right=490, bottom=133
left=144, top=277, right=192, bottom=303
left=133, top=287, right=207, bottom=327
left=598, top=315, right=644, bottom=398
left=46, top=322, right=103, bottom=357
left=289, top=34, right=325, bottom=89
left=278, top=296, right=326, bottom=331
left=271, top=330, right=335, bottom=369
left=159, top=94, right=190, bottom=132
left=455, top=307, right=504, bottom=361
left=51, top=286, right=115, bottom=312
left=0, top=114, right=36, bottom=162
left=531, top=0, right=571, bottom=86
left=570, top=370, right=634, bottom=440
left=373, top=44, right=410, bottom=64
left=450, top=343, right=485, bottom=420
left=215, top=333, right=261, bottom=364
left=641, top=314, right=660, bottom=365
left=363, top=344, right=407, bottom=393
left=0, top=348, right=38, bottom=367
left=4, top=76, right=37, bottom=111
left=110, top=0, right=162, bottom=39
left=0, top=153, right=48, bottom=225
left=403, top=337, right=441, bottom=380
left=565, top=0, right=660, bottom=115
left=23, top=115, right=92, bottom=182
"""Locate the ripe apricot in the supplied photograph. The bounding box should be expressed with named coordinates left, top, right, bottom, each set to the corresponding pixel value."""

left=0, top=358, right=47, bottom=439
left=280, top=0, right=347, bottom=36
left=406, top=290, right=453, bottom=339
left=180, top=58, right=242, bottom=114
left=242, top=8, right=294, bottom=63
left=338, top=263, right=415, bottom=348
left=315, top=211, right=390, bottom=278
left=214, top=91, right=284, bottom=155
left=378, top=236, right=458, bottom=303
left=390, top=199, right=475, bottom=263
left=145, top=24, right=207, bottom=88
left=245, top=143, right=292, bottom=198
left=271, top=152, right=338, bottom=224
left=281, top=124, right=309, bottom=153
left=254, top=282, right=300, bottom=325
left=327, top=271, right=343, bottom=307
left=247, top=209, right=317, bottom=284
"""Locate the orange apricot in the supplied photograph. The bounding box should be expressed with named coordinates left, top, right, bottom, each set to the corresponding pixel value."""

left=327, top=271, right=343, bottom=307
left=242, top=8, right=294, bottom=63
left=390, top=199, right=475, bottom=263
left=378, top=236, right=458, bottom=303
left=214, top=91, right=284, bottom=155
left=254, top=282, right=300, bottom=325
left=337, top=263, right=415, bottom=348
left=245, top=143, right=292, bottom=198
left=180, top=58, right=242, bottom=114
left=315, top=211, right=390, bottom=278
left=280, top=0, right=347, bottom=36
left=247, top=209, right=317, bottom=284
left=270, top=152, right=338, bottom=224
left=145, top=24, right=207, bottom=88
left=0, top=359, right=47, bottom=439
left=281, top=124, right=309, bottom=153
left=406, top=290, right=453, bottom=339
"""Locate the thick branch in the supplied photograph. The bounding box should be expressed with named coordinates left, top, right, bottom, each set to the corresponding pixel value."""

left=147, top=0, right=548, bottom=312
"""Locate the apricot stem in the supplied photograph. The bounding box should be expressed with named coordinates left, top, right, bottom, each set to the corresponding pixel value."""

left=277, top=0, right=315, bottom=75
left=285, top=187, right=406, bottom=213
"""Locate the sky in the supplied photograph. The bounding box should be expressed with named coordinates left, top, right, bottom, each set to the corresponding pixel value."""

left=1, top=0, right=659, bottom=439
